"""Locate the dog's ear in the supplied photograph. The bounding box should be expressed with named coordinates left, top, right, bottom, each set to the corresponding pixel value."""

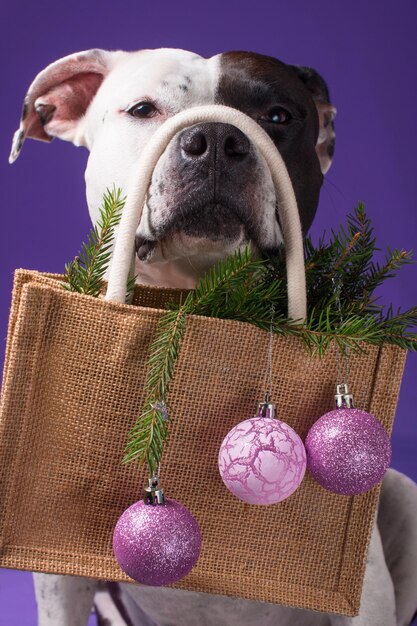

left=9, top=49, right=116, bottom=163
left=288, top=65, right=336, bottom=174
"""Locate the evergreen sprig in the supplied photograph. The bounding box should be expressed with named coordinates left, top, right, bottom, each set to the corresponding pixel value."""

left=122, top=203, right=417, bottom=472
left=62, top=186, right=136, bottom=300
left=61, top=192, right=417, bottom=475
left=122, top=296, right=192, bottom=473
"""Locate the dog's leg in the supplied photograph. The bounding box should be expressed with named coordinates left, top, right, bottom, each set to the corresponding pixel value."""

left=124, top=250, right=137, bottom=305
left=119, top=520, right=396, bottom=626
left=33, top=572, right=98, bottom=626
left=119, top=581, right=336, bottom=626
left=329, top=518, right=396, bottom=626
left=377, top=468, right=417, bottom=626
left=94, top=583, right=161, bottom=626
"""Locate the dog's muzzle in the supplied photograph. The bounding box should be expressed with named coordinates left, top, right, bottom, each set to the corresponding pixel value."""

left=136, top=121, right=274, bottom=261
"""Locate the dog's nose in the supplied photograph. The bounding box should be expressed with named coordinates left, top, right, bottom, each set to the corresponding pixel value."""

left=180, top=123, right=250, bottom=161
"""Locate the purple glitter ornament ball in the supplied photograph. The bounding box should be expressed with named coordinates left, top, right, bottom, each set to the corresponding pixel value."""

left=113, top=499, right=202, bottom=585
left=305, top=408, right=391, bottom=495
left=218, top=416, right=307, bottom=505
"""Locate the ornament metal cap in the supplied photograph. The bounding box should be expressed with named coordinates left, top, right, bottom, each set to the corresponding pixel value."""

left=144, top=475, right=165, bottom=505
left=258, top=392, right=276, bottom=419
left=335, top=383, right=354, bottom=409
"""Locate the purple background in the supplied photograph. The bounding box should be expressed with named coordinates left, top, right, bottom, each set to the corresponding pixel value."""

left=1, top=1, right=416, bottom=623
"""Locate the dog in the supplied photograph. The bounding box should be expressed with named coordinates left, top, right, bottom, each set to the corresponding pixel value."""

left=10, top=47, right=417, bottom=626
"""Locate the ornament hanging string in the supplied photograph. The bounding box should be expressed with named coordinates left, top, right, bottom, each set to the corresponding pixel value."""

left=263, top=304, right=275, bottom=400
left=155, top=461, right=161, bottom=481
left=149, top=399, right=170, bottom=481
left=332, top=277, right=349, bottom=386
left=218, top=300, right=307, bottom=504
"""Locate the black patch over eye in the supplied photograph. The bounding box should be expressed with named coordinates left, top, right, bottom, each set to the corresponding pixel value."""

left=128, top=101, right=158, bottom=118
left=263, top=106, right=292, bottom=124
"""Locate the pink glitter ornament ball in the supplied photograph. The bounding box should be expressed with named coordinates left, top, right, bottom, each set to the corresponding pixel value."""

left=305, top=407, right=391, bottom=495
left=218, top=403, right=306, bottom=505
left=113, top=498, right=202, bottom=585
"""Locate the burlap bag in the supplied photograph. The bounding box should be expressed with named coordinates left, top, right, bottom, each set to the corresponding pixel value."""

left=0, top=106, right=407, bottom=616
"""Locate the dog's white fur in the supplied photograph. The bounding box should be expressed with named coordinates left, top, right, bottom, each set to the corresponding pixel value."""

left=85, top=51, right=282, bottom=288
left=12, top=48, right=283, bottom=289
left=10, top=48, right=417, bottom=626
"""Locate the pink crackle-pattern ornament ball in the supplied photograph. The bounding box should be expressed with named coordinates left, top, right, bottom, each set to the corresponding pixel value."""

left=113, top=498, right=201, bottom=586
left=305, top=407, right=391, bottom=495
left=218, top=412, right=307, bottom=505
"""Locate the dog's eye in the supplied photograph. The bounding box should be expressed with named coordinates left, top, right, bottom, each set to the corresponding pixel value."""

left=128, top=102, right=158, bottom=118
left=265, top=107, right=292, bottom=124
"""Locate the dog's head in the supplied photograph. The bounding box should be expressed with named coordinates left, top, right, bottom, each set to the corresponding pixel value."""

left=10, top=48, right=336, bottom=286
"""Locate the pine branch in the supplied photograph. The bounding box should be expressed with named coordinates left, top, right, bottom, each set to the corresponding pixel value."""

left=192, top=247, right=271, bottom=317
left=359, top=248, right=413, bottom=311
left=121, top=205, right=417, bottom=470
left=61, top=192, right=417, bottom=474
left=61, top=186, right=128, bottom=298
left=126, top=271, right=137, bottom=303
left=122, top=293, right=194, bottom=475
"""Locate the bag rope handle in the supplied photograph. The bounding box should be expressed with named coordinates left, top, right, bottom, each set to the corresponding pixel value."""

left=105, top=104, right=307, bottom=322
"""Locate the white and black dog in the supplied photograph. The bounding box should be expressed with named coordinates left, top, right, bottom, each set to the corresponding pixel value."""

left=10, top=48, right=417, bottom=626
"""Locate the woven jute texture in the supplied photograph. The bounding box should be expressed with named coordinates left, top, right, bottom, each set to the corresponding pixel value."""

left=0, top=269, right=407, bottom=616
